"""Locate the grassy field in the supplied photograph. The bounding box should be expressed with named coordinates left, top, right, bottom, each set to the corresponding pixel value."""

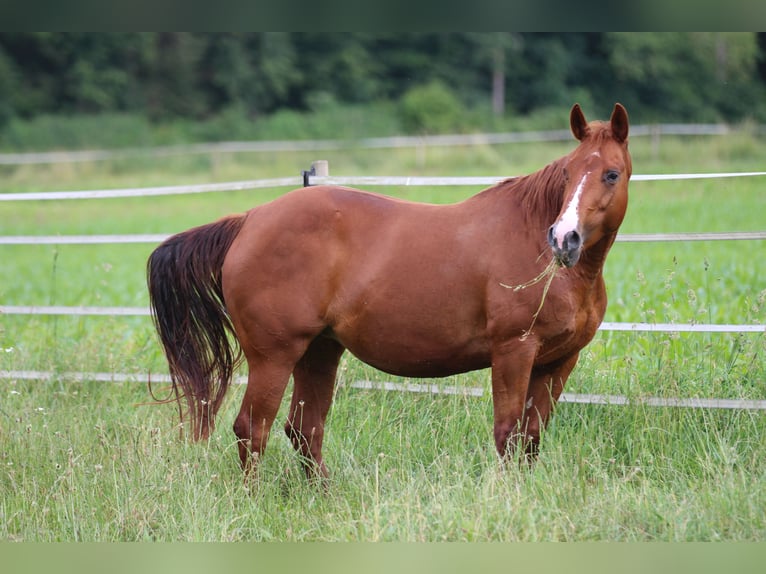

left=1, top=129, right=765, bottom=541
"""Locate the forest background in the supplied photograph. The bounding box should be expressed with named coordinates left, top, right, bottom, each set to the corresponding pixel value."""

left=1, top=32, right=766, bottom=150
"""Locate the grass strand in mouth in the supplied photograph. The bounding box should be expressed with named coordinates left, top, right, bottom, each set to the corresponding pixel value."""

left=500, top=257, right=560, bottom=340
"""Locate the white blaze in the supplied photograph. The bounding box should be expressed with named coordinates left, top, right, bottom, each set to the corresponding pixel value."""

left=554, top=171, right=590, bottom=247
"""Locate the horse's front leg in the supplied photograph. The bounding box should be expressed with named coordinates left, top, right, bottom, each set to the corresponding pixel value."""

left=489, top=338, right=539, bottom=460
left=523, top=352, right=580, bottom=460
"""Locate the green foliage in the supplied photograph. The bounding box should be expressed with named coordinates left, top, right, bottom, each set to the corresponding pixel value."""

left=2, top=33, right=766, bottom=131
left=607, top=32, right=766, bottom=121
left=399, top=81, right=465, bottom=134
left=0, top=102, right=406, bottom=151
left=0, top=46, right=18, bottom=127
left=0, top=113, right=157, bottom=150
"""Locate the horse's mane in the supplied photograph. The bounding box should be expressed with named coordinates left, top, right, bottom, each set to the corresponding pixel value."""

left=495, top=155, right=568, bottom=223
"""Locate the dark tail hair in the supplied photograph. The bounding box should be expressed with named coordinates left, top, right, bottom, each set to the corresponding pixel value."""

left=146, top=214, right=246, bottom=440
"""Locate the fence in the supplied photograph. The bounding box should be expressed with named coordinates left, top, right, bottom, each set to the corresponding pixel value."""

left=2, top=155, right=765, bottom=410
left=0, top=122, right=753, bottom=166
left=1, top=370, right=764, bottom=411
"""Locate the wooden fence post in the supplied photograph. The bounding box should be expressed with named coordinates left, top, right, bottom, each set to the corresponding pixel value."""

left=312, top=160, right=329, bottom=177
left=302, top=160, right=329, bottom=187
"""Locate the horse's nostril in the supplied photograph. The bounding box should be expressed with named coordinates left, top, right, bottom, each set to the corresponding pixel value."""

left=547, top=225, right=556, bottom=247
left=564, top=230, right=581, bottom=251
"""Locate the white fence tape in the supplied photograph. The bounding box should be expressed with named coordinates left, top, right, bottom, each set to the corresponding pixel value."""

left=3, top=171, right=766, bottom=202
left=0, top=234, right=170, bottom=245
left=0, top=123, right=741, bottom=166
left=0, top=305, right=150, bottom=316
left=2, top=231, right=765, bottom=246
left=310, top=172, right=766, bottom=187
left=0, top=177, right=301, bottom=202
left=2, top=369, right=764, bottom=411
left=616, top=231, right=766, bottom=242
left=1, top=305, right=763, bottom=335
left=598, top=322, right=765, bottom=333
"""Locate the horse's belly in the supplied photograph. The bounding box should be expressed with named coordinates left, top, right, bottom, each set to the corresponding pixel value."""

left=329, top=329, right=491, bottom=378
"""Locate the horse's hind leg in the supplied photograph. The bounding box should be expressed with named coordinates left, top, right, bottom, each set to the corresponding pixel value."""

left=284, top=336, right=345, bottom=480
left=233, top=353, right=298, bottom=477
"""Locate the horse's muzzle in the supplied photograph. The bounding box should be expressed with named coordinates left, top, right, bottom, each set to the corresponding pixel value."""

left=547, top=225, right=582, bottom=268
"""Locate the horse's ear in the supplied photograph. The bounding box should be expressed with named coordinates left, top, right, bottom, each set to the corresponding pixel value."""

left=610, top=103, right=629, bottom=143
left=570, top=103, right=589, bottom=141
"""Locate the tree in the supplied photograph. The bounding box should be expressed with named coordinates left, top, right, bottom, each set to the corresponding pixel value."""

left=758, top=33, right=766, bottom=82
left=1, top=33, right=765, bottom=125
left=606, top=32, right=762, bottom=121
left=465, top=33, right=521, bottom=116
left=0, top=46, right=18, bottom=126
left=144, top=33, right=207, bottom=119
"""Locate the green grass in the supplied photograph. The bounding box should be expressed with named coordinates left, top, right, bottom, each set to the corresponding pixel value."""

left=2, top=374, right=765, bottom=541
left=1, top=131, right=765, bottom=541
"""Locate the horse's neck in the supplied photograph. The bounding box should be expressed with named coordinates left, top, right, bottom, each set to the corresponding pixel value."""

left=578, top=233, right=618, bottom=282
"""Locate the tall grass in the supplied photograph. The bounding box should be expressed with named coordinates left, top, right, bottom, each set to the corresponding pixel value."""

left=1, top=129, right=765, bottom=541
left=2, top=371, right=765, bottom=541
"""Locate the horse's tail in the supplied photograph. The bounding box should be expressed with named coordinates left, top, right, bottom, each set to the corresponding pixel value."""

left=146, top=214, right=246, bottom=440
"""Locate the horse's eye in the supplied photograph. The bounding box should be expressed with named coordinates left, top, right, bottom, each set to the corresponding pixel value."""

left=604, top=170, right=620, bottom=184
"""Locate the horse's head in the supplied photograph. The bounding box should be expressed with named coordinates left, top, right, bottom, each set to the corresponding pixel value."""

left=547, top=103, right=631, bottom=268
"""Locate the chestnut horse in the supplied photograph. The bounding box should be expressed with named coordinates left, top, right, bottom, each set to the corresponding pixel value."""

left=147, top=103, right=631, bottom=478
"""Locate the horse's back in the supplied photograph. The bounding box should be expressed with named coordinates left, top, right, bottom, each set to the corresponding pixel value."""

left=225, top=185, right=421, bottom=276
left=227, top=184, right=472, bottom=275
